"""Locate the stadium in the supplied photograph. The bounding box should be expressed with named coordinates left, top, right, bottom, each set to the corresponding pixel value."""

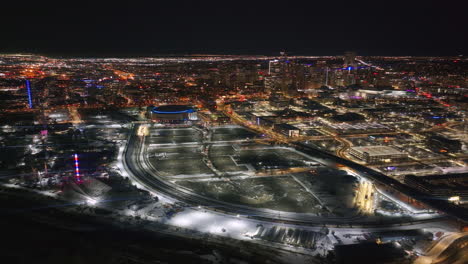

left=150, top=105, right=198, bottom=123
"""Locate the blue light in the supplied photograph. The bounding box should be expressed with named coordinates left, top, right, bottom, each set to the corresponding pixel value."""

left=347, top=66, right=352, bottom=71
left=74, top=153, right=82, bottom=183
left=26, top=80, right=33, bottom=108
left=432, top=116, right=442, bottom=119
left=152, top=108, right=195, bottom=114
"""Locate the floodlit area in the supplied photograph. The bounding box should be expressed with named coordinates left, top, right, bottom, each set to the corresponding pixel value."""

left=147, top=127, right=203, bottom=144
left=142, top=124, right=426, bottom=220
left=176, top=176, right=322, bottom=213
left=1, top=53, right=468, bottom=264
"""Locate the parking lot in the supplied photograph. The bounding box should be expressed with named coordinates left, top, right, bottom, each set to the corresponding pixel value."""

left=148, top=128, right=202, bottom=144
left=211, top=127, right=257, bottom=141
left=142, top=125, right=409, bottom=217
left=176, top=176, right=323, bottom=213
left=147, top=145, right=212, bottom=176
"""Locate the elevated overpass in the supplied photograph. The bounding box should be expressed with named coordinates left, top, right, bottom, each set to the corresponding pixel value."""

left=414, top=232, right=468, bottom=264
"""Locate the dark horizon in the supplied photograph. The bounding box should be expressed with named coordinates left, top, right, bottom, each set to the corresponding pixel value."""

left=1, top=50, right=467, bottom=58
left=2, top=0, right=466, bottom=57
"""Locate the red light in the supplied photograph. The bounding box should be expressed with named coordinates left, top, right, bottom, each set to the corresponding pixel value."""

left=73, top=154, right=82, bottom=182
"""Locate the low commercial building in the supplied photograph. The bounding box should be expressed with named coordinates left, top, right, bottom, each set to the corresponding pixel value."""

left=257, top=116, right=276, bottom=128
left=349, top=146, right=408, bottom=164
left=269, top=95, right=290, bottom=108
left=405, top=173, right=468, bottom=201
left=323, top=122, right=390, bottom=135
left=273, top=123, right=300, bottom=137
left=198, top=112, right=230, bottom=125
left=427, top=135, right=462, bottom=153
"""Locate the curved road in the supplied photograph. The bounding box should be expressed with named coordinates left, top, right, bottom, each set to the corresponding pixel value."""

left=122, top=124, right=446, bottom=228
left=414, top=232, right=468, bottom=264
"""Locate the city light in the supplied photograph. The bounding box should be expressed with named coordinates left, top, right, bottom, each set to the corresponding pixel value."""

left=448, top=196, right=460, bottom=204
left=74, top=153, right=82, bottom=183
left=86, top=197, right=98, bottom=205
left=25, top=79, right=33, bottom=108
left=0, top=52, right=466, bottom=263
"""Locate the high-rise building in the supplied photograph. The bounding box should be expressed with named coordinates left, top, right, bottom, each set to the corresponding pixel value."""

left=343, top=51, right=357, bottom=69
left=268, top=59, right=282, bottom=76
left=266, top=52, right=305, bottom=96
left=343, top=52, right=358, bottom=86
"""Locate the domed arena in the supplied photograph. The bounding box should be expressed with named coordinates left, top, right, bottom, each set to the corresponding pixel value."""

left=150, top=105, right=198, bottom=123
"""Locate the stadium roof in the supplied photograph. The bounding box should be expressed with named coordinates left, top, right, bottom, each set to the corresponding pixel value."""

left=152, top=105, right=195, bottom=114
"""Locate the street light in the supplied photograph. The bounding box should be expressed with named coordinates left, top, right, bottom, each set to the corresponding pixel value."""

left=86, top=198, right=98, bottom=206
left=448, top=196, right=460, bottom=205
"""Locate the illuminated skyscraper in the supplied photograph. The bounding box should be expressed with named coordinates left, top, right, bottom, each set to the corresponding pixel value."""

left=343, top=51, right=357, bottom=69
left=266, top=52, right=305, bottom=96
left=343, top=52, right=357, bottom=86
left=268, top=59, right=281, bottom=76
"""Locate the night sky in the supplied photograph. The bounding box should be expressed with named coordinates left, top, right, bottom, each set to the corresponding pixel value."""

left=1, top=0, right=466, bottom=56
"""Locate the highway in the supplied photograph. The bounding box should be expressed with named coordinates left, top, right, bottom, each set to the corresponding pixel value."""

left=121, top=123, right=447, bottom=228
left=414, top=232, right=468, bottom=264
